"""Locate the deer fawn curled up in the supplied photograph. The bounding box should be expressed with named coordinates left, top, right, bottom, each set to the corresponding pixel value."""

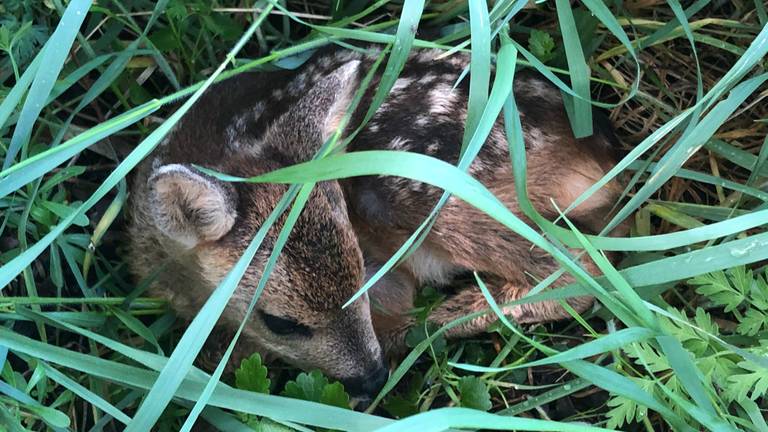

left=126, top=47, right=624, bottom=399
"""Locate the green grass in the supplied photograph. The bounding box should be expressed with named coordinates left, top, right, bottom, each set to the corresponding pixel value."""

left=1, top=0, right=767, bottom=430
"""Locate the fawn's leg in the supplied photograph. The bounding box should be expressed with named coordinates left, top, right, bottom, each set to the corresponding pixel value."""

left=365, top=260, right=418, bottom=356
left=427, top=273, right=594, bottom=339
left=372, top=272, right=594, bottom=353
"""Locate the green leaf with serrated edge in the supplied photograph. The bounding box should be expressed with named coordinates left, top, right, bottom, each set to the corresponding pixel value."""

left=728, top=360, right=768, bottom=402
left=528, top=29, right=555, bottom=63
left=458, top=376, right=491, bottom=411
left=628, top=342, right=671, bottom=374
left=282, top=371, right=325, bottom=402
left=235, top=353, right=270, bottom=394
left=736, top=309, right=767, bottom=336
left=320, top=382, right=351, bottom=409
left=751, top=275, right=768, bottom=310
left=691, top=270, right=744, bottom=312
left=646, top=302, right=768, bottom=371
left=605, top=377, right=655, bottom=429
left=659, top=308, right=717, bottom=356
left=281, top=370, right=350, bottom=409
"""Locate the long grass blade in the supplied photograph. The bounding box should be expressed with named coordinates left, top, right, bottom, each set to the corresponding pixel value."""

left=3, top=0, right=93, bottom=169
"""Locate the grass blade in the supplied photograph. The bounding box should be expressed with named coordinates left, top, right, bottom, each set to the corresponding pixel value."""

left=555, top=0, right=592, bottom=138
left=3, top=0, right=93, bottom=169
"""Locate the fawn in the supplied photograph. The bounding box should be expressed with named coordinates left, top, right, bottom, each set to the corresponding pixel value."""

left=126, top=47, right=623, bottom=399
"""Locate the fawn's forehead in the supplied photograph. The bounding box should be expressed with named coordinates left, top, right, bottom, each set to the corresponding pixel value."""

left=195, top=197, right=363, bottom=310
left=197, top=239, right=362, bottom=314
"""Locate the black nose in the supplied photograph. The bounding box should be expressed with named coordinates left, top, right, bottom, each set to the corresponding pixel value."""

left=342, top=365, right=389, bottom=398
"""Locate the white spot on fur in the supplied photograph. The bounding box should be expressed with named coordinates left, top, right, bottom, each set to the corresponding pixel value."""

left=333, top=50, right=361, bottom=63
left=445, top=54, right=470, bottom=68
left=468, top=159, right=489, bottom=177
left=527, top=127, right=544, bottom=146
left=415, top=116, right=430, bottom=127
left=390, top=137, right=410, bottom=150
left=419, top=73, right=437, bottom=85
left=226, top=102, right=265, bottom=150
left=288, top=73, right=309, bottom=95
left=518, top=79, right=558, bottom=99
left=526, top=126, right=557, bottom=149
left=429, top=83, right=456, bottom=115
left=391, top=77, right=413, bottom=93
left=158, top=118, right=183, bottom=148
left=322, top=60, right=361, bottom=141
left=405, top=246, right=462, bottom=285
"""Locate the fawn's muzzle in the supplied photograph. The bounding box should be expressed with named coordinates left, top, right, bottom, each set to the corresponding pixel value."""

left=342, top=363, right=389, bottom=398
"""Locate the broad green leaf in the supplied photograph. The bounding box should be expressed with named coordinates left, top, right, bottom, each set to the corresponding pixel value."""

left=458, top=376, right=491, bottom=411
left=235, top=353, right=271, bottom=394
left=528, top=29, right=555, bottom=63
left=281, top=370, right=351, bottom=409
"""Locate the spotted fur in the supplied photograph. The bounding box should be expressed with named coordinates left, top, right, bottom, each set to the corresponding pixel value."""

left=126, top=46, right=625, bottom=397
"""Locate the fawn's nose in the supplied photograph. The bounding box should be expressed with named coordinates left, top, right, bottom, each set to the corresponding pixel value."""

left=342, top=364, right=390, bottom=398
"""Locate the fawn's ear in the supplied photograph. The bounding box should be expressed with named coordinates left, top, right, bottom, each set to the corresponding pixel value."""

left=277, top=60, right=362, bottom=143
left=147, top=164, right=237, bottom=248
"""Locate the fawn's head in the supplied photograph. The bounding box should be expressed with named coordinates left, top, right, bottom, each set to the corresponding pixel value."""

left=142, top=56, right=388, bottom=397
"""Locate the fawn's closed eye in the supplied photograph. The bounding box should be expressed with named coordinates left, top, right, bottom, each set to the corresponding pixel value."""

left=259, top=311, right=312, bottom=336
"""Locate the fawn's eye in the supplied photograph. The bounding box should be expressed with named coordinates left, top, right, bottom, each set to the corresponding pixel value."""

left=260, top=312, right=312, bottom=337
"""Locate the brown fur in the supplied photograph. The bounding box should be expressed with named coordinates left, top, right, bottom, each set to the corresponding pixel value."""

left=125, top=47, right=626, bottom=398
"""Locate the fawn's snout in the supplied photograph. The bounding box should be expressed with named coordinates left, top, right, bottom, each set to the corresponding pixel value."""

left=341, top=357, right=389, bottom=398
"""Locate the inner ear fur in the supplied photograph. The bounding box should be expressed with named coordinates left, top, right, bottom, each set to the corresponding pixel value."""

left=148, top=164, right=238, bottom=248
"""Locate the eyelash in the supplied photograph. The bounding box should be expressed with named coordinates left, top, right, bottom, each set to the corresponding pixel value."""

left=259, top=312, right=312, bottom=337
